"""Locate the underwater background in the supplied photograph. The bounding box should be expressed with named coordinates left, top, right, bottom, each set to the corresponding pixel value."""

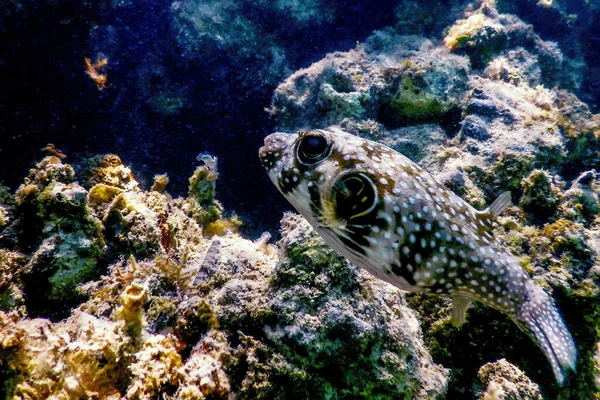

left=1, top=0, right=600, bottom=398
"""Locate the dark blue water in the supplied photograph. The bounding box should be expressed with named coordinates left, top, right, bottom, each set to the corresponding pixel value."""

left=0, top=0, right=404, bottom=236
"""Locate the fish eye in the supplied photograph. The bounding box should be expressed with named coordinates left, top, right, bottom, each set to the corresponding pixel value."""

left=297, top=132, right=331, bottom=165
left=332, top=172, right=378, bottom=221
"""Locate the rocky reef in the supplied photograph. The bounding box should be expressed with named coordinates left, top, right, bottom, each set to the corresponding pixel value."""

left=0, top=153, right=448, bottom=399
left=1, top=0, right=600, bottom=399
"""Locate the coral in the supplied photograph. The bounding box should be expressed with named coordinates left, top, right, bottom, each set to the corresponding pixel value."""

left=189, top=155, right=217, bottom=203
left=174, top=300, right=219, bottom=351
left=95, top=190, right=166, bottom=259
left=470, top=152, right=535, bottom=200
left=186, top=153, right=241, bottom=236
left=554, top=91, right=600, bottom=168
left=216, top=213, right=449, bottom=398
left=477, top=359, right=542, bottom=400
left=0, top=312, right=185, bottom=399
left=151, top=173, right=169, bottom=193
left=519, top=169, right=562, bottom=219
left=443, top=1, right=565, bottom=85
left=116, top=283, right=147, bottom=338
left=385, top=75, right=448, bottom=123
left=1, top=2, right=600, bottom=397
left=484, top=205, right=599, bottom=399
left=126, top=334, right=183, bottom=399
left=0, top=249, right=26, bottom=315
left=153, top=252, right=195, bottom=292
left=78, top=154, right=139, bottom=191
left=559, top=171, right=600, bottom=224
left=2, top=311, right=130, bottom=399
left=483, top=48, right=542, bottom=87
left=319, top=81, right=370, bottom=122
left=26, top=230, right=104, bottom=303
left=0, top=311, right=28, bottom=398
left=444, top=5, right=506, bottom=54
left=88, top=183, right=124, bottom=205
left=4, top=194, right=448, bottom=399
left=8, top=156, right=105, bottom=316
left=203, top=215, right=242, bottom=237
left=84, top=208, right=448, bottom=398
left=176, top=330, right=231, bottom=398
left=456, top=79, right=564, bottom=178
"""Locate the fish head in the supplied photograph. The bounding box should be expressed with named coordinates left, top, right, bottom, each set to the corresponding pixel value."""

left=259, top=128, right=387, bottom=231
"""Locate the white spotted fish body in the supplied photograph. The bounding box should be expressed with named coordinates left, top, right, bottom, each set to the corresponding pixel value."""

left=258, top=127, right=577, bottom=384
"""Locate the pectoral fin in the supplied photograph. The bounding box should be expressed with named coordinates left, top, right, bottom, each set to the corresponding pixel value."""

left=451, top=295, right=473, bottom=327
left=476, top=191, right=512, bottom=234
left=486, top=191, right=512, bottom=218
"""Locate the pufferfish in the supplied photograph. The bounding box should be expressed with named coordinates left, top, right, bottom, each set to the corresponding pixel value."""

left=258, top=127, right=577, bottom=384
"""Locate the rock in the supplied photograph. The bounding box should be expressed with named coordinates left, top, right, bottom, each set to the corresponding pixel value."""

left=519, top=169, right=562, bottom=219
left=477, top=359, right=542, bottom=400
left=460, top=115, right=492, bottom=141
left=7, top=157, right=105, bottom=317
left=270, top=28, right=470, bottom=132
left=0, top=157, right=449, bottom=398
left=443, top=2, right=564, bottom=85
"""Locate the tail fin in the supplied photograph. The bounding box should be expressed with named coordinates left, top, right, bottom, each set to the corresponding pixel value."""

left=512, top=283, right=577, bottom=384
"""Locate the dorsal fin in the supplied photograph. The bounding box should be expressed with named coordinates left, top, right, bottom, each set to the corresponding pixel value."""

left=476, top=191, right=511, bottom=233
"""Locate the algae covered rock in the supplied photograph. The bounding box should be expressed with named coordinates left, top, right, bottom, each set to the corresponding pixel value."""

left=219, top=213, right=449, bottom=399
left=519, top=169, right=562, bottom=219
left=0, top=249, right=26, bottom=316
left=0, top=143, right=450, bottom=398
left=476, top=359, right=542, bottom=400
left=96, top=190, right=166, bottom=259
left=8, top=156, right=105, bottom=317
left=78, top=154, right=139, bottom=191
left=270, top=28, right=470, bottom=132
left=1, top=211, right=449, bottom=399
left=443, top=2, right=564, bottom=83
left=1, top=0, right=600, bottom=397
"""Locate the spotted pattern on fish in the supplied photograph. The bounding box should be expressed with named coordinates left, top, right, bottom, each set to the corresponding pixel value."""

left=259, top=127, right=577, bottom=384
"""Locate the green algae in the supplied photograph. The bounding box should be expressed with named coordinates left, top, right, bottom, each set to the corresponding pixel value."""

left=387, top=76, right=447, bottom=123
left=520, top=170, right=561, bottom=219
left=46, top=234, right=104, bottom=302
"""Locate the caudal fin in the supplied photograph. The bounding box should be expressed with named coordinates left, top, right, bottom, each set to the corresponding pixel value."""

left=513, top=283, right=577, bottom=384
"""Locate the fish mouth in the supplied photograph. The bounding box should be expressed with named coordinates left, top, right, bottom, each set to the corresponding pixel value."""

left=258, top=144, right=268, bottom=160
left=258, top=140, right=273, bottom=170
left=258, top=133, right=290, bottom=170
